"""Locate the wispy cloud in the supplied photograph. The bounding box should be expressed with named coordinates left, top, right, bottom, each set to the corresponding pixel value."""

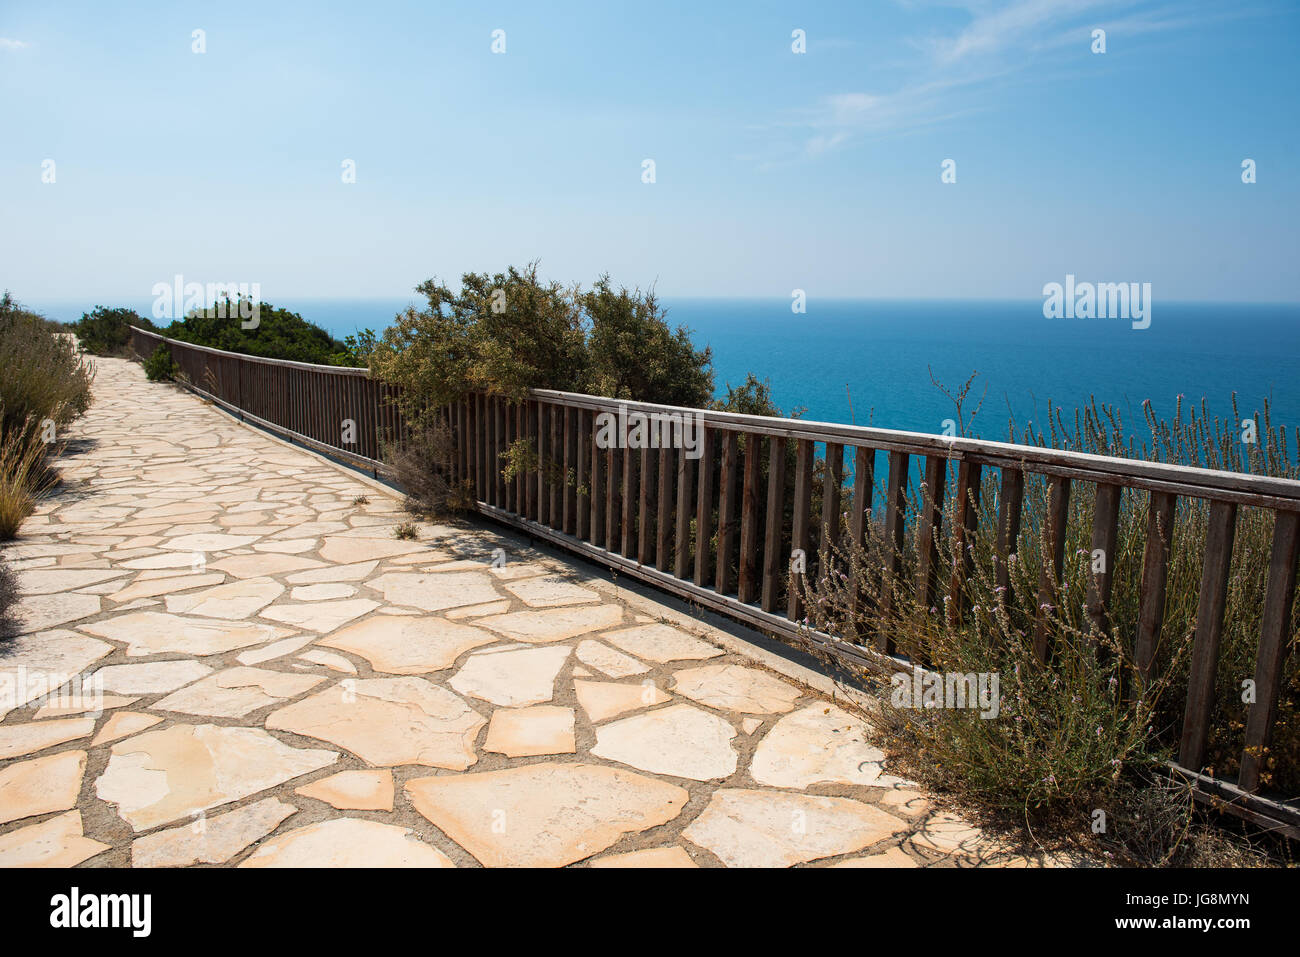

left=0, top=37, right=29, bottom=50
left=765, top=0, right=1244, bottom=163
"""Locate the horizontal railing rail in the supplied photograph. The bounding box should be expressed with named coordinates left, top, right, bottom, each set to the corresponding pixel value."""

left=127, top=324, right=1300, bottom=838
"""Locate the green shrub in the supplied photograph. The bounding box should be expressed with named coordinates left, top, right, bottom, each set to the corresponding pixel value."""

left=370, top=263, right=714, bottom=418
left=162, top=297, right=354, bottom=366
left=0, top=292, right=94, bottom=448
left=143, top=344, right=178, bottom=381
left=71, top=306, right=152, bottom=356
left=371, top=264, right=719, bottom=501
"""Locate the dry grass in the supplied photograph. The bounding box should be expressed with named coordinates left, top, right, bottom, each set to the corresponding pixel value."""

left=385, top=419, right=473, bottom=518
left=0, top=555, right=19, bottom=638
left=795, top=388, right=1300, bottom=856
left=0, top=292, right=93, bottom=447
left=0, top=420, right=58, bottom=540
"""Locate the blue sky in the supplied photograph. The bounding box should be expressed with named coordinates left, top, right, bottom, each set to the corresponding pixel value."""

left=2, top=0, right=1297, bottom=302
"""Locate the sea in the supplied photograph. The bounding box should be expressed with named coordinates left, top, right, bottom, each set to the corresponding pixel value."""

left=25, top=296, right=1300, bottom=451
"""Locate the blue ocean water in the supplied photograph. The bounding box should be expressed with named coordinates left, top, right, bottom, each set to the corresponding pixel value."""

left=27, top=295, right=1300, bottom=448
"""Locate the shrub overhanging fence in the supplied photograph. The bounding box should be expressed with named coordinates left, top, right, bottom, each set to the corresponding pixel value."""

left=128, top=325, right=1300, bottom=837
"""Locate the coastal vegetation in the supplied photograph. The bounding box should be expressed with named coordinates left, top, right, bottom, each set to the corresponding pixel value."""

left=794, top=387, right=1296, bottom=863
left=71, top=297, right=366, bottom=368
left=142, top=344, right=178, bottom=382
left=0, top=291, right=96, bottom=633
left=158, top=298, right=361, bottom=367
left=370, top=264, right=713, bottom=414
left=71, top=306, right=155, bottom=356
left=370, top=263, right=720, bottom=515
left=0, top=291, right=92, bottom=543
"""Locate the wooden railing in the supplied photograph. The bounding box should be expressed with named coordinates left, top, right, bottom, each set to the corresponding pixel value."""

left=128, top=325, right=1300, bottom=837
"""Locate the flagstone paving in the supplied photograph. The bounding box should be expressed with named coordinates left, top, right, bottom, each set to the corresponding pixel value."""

left=0, top=357, right=1065, bottom=867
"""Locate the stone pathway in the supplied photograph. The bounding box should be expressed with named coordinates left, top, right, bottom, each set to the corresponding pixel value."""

left=0, top=357, right=1056, bottom=868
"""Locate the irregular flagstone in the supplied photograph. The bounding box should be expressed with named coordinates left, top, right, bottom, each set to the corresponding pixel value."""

left=591, top=704, right=738, bottom=781
left=0, top=716, right=96, bottom=760
left=379, top=548, right=457, bottom=564
left=483, top=705, right=576, bottom=757
left=285, top=560, right=377, bottom=584
left=879, top=789, right=931, bottom=819
left=478, top=604, right=624, bottom=644
left=80, top=611, right=295, bottom=657
left=574, top=639, right=650, bottom=678
left=0, top=810, right=110, bottom=867
left=589, top=846, right=698, bottom=868
left=91, top=711, right=164, bottom=746
left=209, top=554, right=326, bottom=579
left=153, top=667, right=326, bottom=718
left=0, top=629, right=114, bottom=719
left=273, top=522, right=349, bottom=539
left=37, top=694, right=138, bottom=719
left=236, top=634, right=317, bottom=666
left=574, top=679, right=671, bottom=723
left=259, top=598, right=379, bottom=632
left=488, top=562, right=550, bottom=581
left=501, top=575, right=602, bottom=607
left=266, top=677, right=485, bottom=769
left=16, top=568, right=127, bottom=595
left=10, top=593, right=101, bottom=633
left=239, top=818, right=454, bottom=868
left=421, top=559, right=489, bottom=572
left=295, top=769, right=395, bottom=811
left=298, top=649, right=357, bottom=673
left=165, top=577, right=284, bottom=618
left=131, top=798, right=297, bottom=867
left=444, top=599, right=511, bottom=619
left=602, top=623, right=724, bottom=662
left=363, top=571, right=501, bottom=612
left=135, top=502, right=219, bottom=521
left=289, top=583, right=356, bottom=601
left=320, top=616, right=498, bottom=675
left=318, top=537, right=429, bottom=564
left=119, top=553, right=203, bottom=570
left=0, top=750, right=88, bottom=826
left=682, top=789, right=905, bottom=868
left=5, top=542, right=104, bottom=558
left=449, top=645, right=572, bottom=707
left=909, top=812, right=990, bottom=856
left=95, top=724, right=338, bottom=831
left=93, top=660, right=214, bottom=694
left=106, top=573, right=225, bottom=604
left=159, top=532, right=260, bottom=551
left=750, top=705, right=900, bottom=790
left=831, top=847, right=918, bottom=868
left=252, top=538, right=318, bottom=554
left=671, top=663, right=802, bottom=715
left=405, top=763, right=689, bottom=868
